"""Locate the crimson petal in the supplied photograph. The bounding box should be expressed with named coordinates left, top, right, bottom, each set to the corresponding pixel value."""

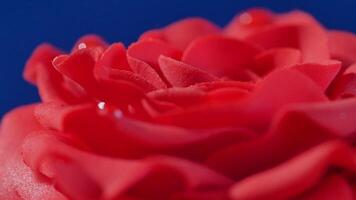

left=95, top=42, right=131, bottom=70
left=253, top=48, right=302, bottom=75
left=182, top=35, right=261, bottom=79
left=159, top=55, right=218, bottom=87
left=229, top=141, right=356, bottom=200
left=246, top=24, right=330, bottom=62
left=22, top=133, right=232, bottom=200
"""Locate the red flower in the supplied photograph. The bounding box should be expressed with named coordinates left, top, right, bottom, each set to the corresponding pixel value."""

left=1, top=8, right=356, bottom=200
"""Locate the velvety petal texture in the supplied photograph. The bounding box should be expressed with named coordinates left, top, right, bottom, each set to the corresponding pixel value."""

left=1, top=8, right=356, bottom=200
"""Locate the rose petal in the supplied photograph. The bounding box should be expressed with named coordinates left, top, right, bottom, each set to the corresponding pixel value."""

left=24, top=44, right=87, bottom=103
left=330, top=73, right=356, bottom=99
left=23, top=43, right=62, bottom=84
left=94, top=66, right=157, bottom=92
left=182, top=35, right=261, bottom=79
left=229, top=141, right=356, bottom=200
left=224, top=8, right=274, bottom=39
left=300, top=175, right=353, bottom=200
left=207, top=98, right=356, bottom=179
left=95, top=42, right=131, bottom=70
left=0, top=105, right=66, bottom=200
left=162, top=17, right=221, bottom=50
left=127, top=55, right=167, bottom=89
left=156, top=69, right=326, bottom=130
left=127, top=40, right=182, bottom=72
left=159, top=55, right=218, bottom=87
left=328, top=31, right=356, bottom=67
left=53, top=48, right=102, bottom=97
left=253, top=48, right=302, bottom=75
left=34, top=103, right=254, bottom=160
left=191, top=81, right=254, bottom=92
left=292, top=60, right=341, bottom=91
left=22, top=133, right=232, bottom=199
left=246, top=24, right=329, bottom=62
left=139, top=29, right=165, bottom=42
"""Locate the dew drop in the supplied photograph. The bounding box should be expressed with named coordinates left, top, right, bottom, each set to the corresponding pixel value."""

left=239, top=12, right=253, bottom=25
left=114, top=109, right=123, bottom=119
left=97, top=102, right=106, bottom=110
left=78, top=43, right=87, bottom=49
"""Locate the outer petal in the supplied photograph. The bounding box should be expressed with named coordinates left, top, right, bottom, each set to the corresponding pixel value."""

left=0, top=105, right=67, bottom=200
left=207, top=98, right=356, bottom=179
left=22, top=133, right=232, bottom=200
left=24, top=44, right=85, bottom=103
left=53, top=48, right=102, bottom=96
left=229, top=141, right=356, bottom=200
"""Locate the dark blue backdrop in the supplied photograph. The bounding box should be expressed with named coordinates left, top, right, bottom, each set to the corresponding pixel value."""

left=1, top=0, right=356, bottom=115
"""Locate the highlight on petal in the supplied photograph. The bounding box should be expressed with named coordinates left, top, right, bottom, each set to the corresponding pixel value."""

left=159, top=55, right=218, bottom=87
left=182, top=35, right=261, bottom=79
left=229, top=141, right=356, bottom=200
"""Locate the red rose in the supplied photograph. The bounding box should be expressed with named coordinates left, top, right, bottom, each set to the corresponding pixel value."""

left=1, top=8, right=356, bottom=200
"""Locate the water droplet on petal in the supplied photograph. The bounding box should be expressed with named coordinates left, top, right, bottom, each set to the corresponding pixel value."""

left=239, top=9, right=273, bottom=26
left=78, top=43, right=87, bottom=49
left=114, top=109, right=123, bottom=119
left=239, top=13, right=253, bottom=25
left=97, top=102, right=106, bottom=110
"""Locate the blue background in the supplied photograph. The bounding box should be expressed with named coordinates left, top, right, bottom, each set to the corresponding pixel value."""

left=1, top=0, right=356, bottom=115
